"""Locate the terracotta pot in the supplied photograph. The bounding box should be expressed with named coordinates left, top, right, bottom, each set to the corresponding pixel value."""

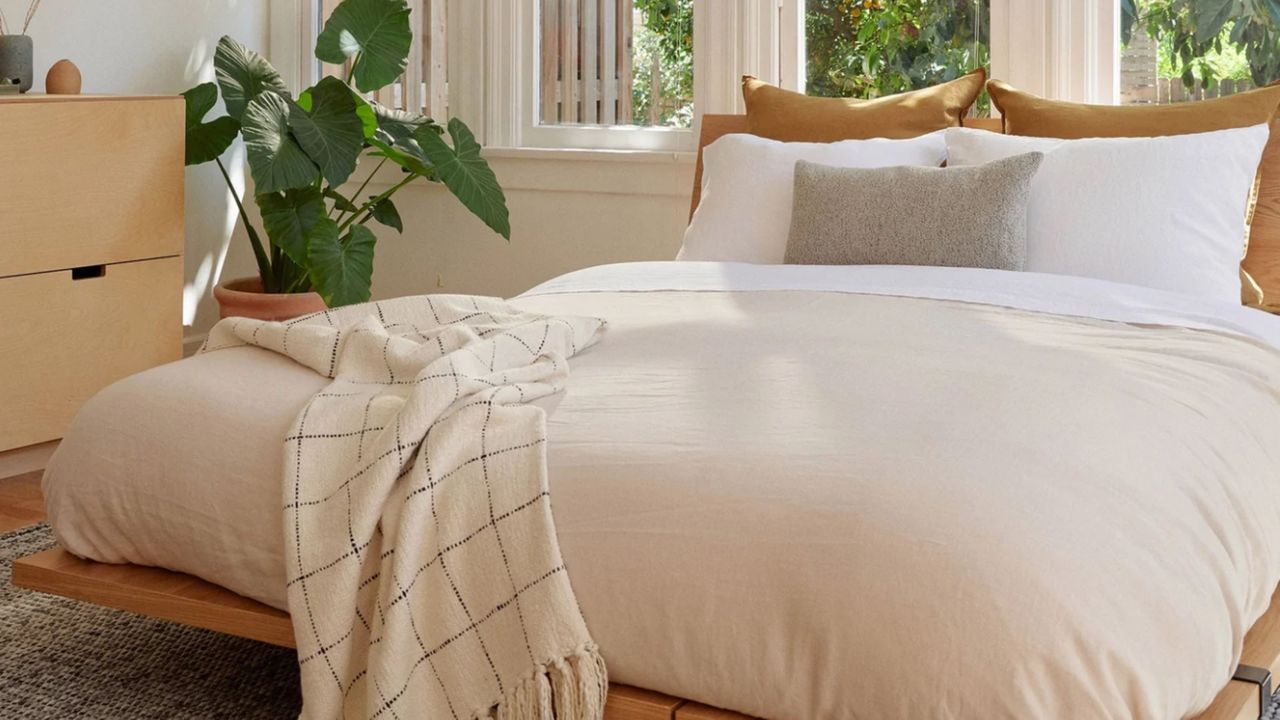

left=213, top=277, right=327, bottom=321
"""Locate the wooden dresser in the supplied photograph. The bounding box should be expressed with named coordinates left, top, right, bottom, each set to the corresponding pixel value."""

left=0, top=95, right=184, bottom=456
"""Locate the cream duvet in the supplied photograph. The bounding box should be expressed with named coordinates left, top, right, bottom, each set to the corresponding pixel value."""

left=44, top=262, right=1280, bottom=719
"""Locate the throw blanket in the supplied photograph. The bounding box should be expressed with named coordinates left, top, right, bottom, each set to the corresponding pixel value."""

left=202, top=295, right=607, bottom=720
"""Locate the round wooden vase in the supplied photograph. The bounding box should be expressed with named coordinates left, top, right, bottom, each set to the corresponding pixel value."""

left=45, top=59, right=81, bottom=94
left=213, top=277, right=327, bottom=321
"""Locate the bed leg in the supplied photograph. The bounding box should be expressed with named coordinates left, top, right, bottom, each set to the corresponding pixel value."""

left=1234, top=664, right=1272, bottom=720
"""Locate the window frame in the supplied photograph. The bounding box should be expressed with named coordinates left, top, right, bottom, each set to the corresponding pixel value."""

left=778, top=0, right=1119, bottom=107
left=989, top=0, right=1119, bottom=106
left=517, top=0, right=698, bottom=152
left=283, top=0, right=1121, bottom=152
left=516, top=1, right=794, bottom=152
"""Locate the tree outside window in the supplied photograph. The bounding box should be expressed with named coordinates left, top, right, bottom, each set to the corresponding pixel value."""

left=1122, top=0, right=1280, bottom=104
left=805, top=0, right=989, bottom=112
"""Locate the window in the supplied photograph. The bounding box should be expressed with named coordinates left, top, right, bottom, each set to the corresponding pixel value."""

left=1120, top=1, right=1280, bottom=105
left=520, top=0, right=697, bottom=150
left=289, top=1, right=1136, bottom=152
left=538, top=0, right=693, bottom=129
left=804, top=0, right=989, bottom=112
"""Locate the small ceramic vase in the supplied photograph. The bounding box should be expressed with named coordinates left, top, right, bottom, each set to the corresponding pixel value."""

left=45, top=59, right=81, bottom=95
left=0, top=35, right=33, bottom=93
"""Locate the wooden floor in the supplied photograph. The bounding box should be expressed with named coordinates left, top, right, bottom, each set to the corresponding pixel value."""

left=0, top=470, right=44, bottom=533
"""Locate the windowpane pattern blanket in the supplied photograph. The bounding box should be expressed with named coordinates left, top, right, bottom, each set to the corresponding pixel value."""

left=202, top=295, right=607, bottom=720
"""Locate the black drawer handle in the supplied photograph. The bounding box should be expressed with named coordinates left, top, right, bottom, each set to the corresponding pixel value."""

left=71, top=264, right=106, bottom=280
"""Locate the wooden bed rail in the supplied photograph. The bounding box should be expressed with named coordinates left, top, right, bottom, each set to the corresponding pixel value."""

left=11, top=547, right=751, bottom=720
left=12, top=545, right=1280, bottom=720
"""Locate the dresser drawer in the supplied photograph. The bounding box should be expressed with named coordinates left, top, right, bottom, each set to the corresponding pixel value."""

left=0, top=256, right=183, bottom=451
left=0, top=97, right=184, bottom=278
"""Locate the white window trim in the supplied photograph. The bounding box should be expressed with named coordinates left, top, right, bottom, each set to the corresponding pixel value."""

left=278, top=0, right=1121, bottom=153
left=504, top=0, right=783, bottom=149
left=990, top=0, right=1119, bottom=105
left=516, top=0, right=694, bottom=152
left=270, top=0, right=320, bottom=92
left=774, top=0, right=1118, bottom=106
left=514, top=1, right=788, bottom=152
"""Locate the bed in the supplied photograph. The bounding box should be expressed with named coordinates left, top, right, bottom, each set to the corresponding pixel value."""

left=16, top=114, right=1280, bottom=720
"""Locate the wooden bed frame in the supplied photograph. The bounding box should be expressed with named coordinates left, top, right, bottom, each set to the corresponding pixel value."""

left=14, top=113, right=1280, bottom=720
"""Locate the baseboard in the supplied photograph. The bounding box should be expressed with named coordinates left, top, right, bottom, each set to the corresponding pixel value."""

left=182, top=333, right=208, bottom=358
left=0, top=440, right=58, bottom=480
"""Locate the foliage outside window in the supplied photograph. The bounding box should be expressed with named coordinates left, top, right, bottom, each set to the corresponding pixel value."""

left=1121, top=0, right=1280, bottom=101
left=633, top=0, right=693, bottom=127
left=805, top=0, right=989, bottom=112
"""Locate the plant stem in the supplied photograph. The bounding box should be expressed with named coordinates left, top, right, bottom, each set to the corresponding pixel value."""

left=346, top=53, right=361, bottom=85
left=337, top=157, right=387, bottom=223
left=21, top=0, right=41, bottom=34
left=271, top=244, right=285, bottom=289
left=284, top=271, right=312, bottom=294
left=215, top=157, right=273, bottom=290
left=338, top=174, right=416, bottom=234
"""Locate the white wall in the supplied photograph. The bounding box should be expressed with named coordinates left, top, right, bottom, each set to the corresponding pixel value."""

left=360, top=151, right=693, bottom=305
left=23, top=0, right=693, bottom=346
left=22, top=0, right=269, bottom=339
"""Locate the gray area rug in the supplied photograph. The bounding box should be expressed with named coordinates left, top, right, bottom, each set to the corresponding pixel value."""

left=1, top=524, right=301, bottom=719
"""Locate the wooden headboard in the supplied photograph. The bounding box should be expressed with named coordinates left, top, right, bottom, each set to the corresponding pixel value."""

left=1246, top=121, right=1280, bottom=309
left=690, top=114, right=1280, bottom=310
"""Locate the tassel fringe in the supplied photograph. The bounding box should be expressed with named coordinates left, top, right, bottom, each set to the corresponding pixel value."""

left=490, top=645, right=608, bottom=720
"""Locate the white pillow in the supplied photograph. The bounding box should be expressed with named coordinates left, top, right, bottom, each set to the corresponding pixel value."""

left=678, top=132, right=947, bottom=263
left=945, top=125, right=1269, bottom=302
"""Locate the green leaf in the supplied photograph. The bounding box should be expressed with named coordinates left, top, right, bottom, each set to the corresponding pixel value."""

left=417, top=118, right=511, bottom=240
left=325, top=187, right=359, bottom=212
left=369, top=140, right=432, bottom=177
left=366, top=102, right=436, bottom=175
left=308, top=220, right=376, bottom=307
left=315, top=0, right=413, bottom=93
left=350, top=92, right=379, bottom=139
left=1193, top=0, right=1238, bottom=43
left=369, top=197, right=403, bottom=233
left=214, top=35, right=290, bottom=122
left=1120, top=0, right=1137, bottom=45
left=373, top=102, right=435, bottom=148
left=242, top=91, right=320, bottom=193
left=288, top=76, right=366, bottom=187
left=258, top=186, right=326, bottom=266
left=182, top=82, right=240, bottom=166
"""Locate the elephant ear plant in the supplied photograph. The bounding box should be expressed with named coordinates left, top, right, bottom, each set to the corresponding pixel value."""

left=184, top=0, right=509, bottom=307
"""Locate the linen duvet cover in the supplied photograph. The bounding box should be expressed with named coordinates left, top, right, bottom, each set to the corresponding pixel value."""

left=44, top=262, right=1280, bottom=719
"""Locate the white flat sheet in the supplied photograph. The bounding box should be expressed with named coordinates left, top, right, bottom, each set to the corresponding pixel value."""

left=527, top=261, right=1280, bottom=346
left=44, top=262, right=1280, bottom=719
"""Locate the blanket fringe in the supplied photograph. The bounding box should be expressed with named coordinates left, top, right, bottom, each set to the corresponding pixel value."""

left=491, top=645, right=608, bottom=720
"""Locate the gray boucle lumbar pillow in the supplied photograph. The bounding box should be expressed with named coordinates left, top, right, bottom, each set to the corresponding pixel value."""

left=784, top=151, right=1043, bottom=270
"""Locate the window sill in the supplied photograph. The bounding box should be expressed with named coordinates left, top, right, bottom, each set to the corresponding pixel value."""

left=362, top=146, right=697, bottom=198
left=482, top=146, right=696, bottom=165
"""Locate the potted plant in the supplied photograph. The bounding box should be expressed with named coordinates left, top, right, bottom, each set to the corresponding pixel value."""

left=186, top=0, right=509, bottom=320
left=0, top=1, right=41, bottom=93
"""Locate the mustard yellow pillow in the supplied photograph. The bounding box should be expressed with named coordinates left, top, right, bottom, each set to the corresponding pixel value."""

left=988, top=79, right=1280, bottom=307
left=987, top=79, right=1280, bottom=138
left=742, top=69, right=987, bottom=142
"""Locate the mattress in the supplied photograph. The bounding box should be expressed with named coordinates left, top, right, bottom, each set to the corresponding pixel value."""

left=44, top=262, right=1280, bottom=719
